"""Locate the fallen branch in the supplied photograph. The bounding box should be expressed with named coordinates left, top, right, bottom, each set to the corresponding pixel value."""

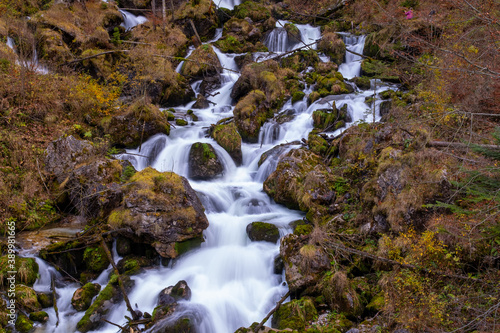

left=118, top=7, right=151, bottom=12
left=99, top=235, right=140, bottom=321
left=253, top=290, right=291, bottom=333
left=101, top=319, right=125, bottom=330
left=345, top=48, right=371, bottom=60
left=428, top=141, right=500, bottom=151
left=189, top=19, right=202, bottom=46
left=51, top=275, right=60, bottom=327
left=65, top=50, right=130, bottom=65
left=266, top=40, right=320, bottom=61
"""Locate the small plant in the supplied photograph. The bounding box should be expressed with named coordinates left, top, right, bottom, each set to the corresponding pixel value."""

left=111, top=27, right=122, bottom=46
left=121, top=165, right=136, bottom=182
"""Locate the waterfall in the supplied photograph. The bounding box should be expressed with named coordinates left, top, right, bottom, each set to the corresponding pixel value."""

left=215, top=0, right=241, bottom=10
left=338, top=33, right=366, bottom=79
left=119, top=9, right=148, bottom=31
left=6, top=36, right=15, bottom=50
left=264, top=20, right=321, bottom=53
left=32, top=24, right=400, bottom=333
left=5, top=36, right=48, bottom=74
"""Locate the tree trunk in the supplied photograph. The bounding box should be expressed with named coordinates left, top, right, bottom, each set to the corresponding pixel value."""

left=152, top=0, right=156, bottom=31
left=162, top=0, right=166, bottom=30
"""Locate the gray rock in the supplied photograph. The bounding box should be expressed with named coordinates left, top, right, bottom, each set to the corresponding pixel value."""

left=158, top=280, right=191, bottom=306
left=114, top=167, right=209, bottom=258
left=188, top=142, right=223, bottom=180
left=246, top=222, right=280, bottom=243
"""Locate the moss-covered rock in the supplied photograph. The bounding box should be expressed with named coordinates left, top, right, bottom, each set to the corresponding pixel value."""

left=366, top=292, right=385, bottom=313
left=158, top=280, right=192, bottom=306
left=76, top=275, right=134, bottom=332
left=280, top=234, right=330, bottom=295
left=313, top=74, right=349, bottom=97
left=16, top=285, right=42, bottom=313
left=116, top=255, right=155, bottom=275
left=15, top=314, right=33, bottom=333
left=231, top=61, right=284, bottom=108
left=107, top=167, right=209, bottom=258
left=29, top=310, right=49, bottom=322
left=160, top=73, right=196, bottom=107
left=210, top=121, right=242, bottom=165
left=361, top=59, right=400, bottom=82
left=233, top=90, right=272, bottom=143
left=102, top=102, right=170, bottom=148
left=181, top=44, right=221, bottom=79
left=318, top=32, right=346, bottom=65
left=215, top=17, right=266, bottom=53
left=308, top=91, right=321, bottom=105
left=263, top=148, right=336, bottom=219
left=45, top=135, right=129, bottom=220
left=234, top=1, right=271, bottom=22
left=363, top=26, right=402, bottom=61
left=176, top=118, right=189, bottom=126
left=308, top=132, right=330, bottom=156
left=246, top=222, right=280, bottom=243
left=281, top=50, right=320, bottom=73
left=83, top=246, right=109, bottom=273
left=272, top=298, right=317, bottom=331
left=188, top=142, right=223, bottom=180
left=351, top=76, right=372, bottom=90
left=39, top=28, right=73, bottom=64
left=37, top=292, right=53, bottom=308
left=0, top=256, right=38, bottom=286
left=175, top=0, right=219, bottom=40
left=71, top=282, right=101, bottom=311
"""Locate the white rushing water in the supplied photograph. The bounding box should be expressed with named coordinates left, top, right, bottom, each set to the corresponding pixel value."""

left=32, top=23, right=397, bottom=333
left=215, top=0, right=241, bottom=10
left=119, top=9, right=148, bottom=31
left=5, top=36, right=49, bottom=74
left=264, top=20, right=321, bottom=54
left=338, top=33, right=366, bottom=79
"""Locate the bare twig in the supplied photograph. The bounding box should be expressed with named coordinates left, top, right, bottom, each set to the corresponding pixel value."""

left=253, top=290, right=291, bottom=332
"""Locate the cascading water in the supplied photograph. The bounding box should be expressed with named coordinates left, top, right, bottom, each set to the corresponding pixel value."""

left=5, top=36, right=48, bottom=74
left=338, top=33, right=366, bottom=79
left=30, top=24, right=398, bottom=333
left=119, top=9, right=148, bottom=31
left=264, top=20, right=321, bottom=54
left=215, top=0, right=241, bottom=10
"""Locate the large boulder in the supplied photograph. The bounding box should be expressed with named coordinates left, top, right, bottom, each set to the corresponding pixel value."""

left=280, top=234, right=330, bottom=296
left=0, top=257, right=38, bottom=287
left=210, top=121, right=242, bottom=166
left=214, top=18, right=267, bottom=53
left=107, top=167, right=209, bottom=258
left=233, top=90, right=273, bottom=143
left=45, top=136, right=131, bottom=219
left=101, top=102, right=170, bottom=148
left=272, top=298, right=317, bottom=331
left=263, top=148, right=336, bottom=221
left=71, top=283, right=101, bottom=312
left=175, top=0, right=219, bottom=40
left=246, top=222, right=280, bottom=243
left=230, top=61, right=284, bottom=109
left=188, top=142, right=224, bottom=180
left=180, top=44, right=221, bottom=79
left=318, top=31, right=346, bottom=65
